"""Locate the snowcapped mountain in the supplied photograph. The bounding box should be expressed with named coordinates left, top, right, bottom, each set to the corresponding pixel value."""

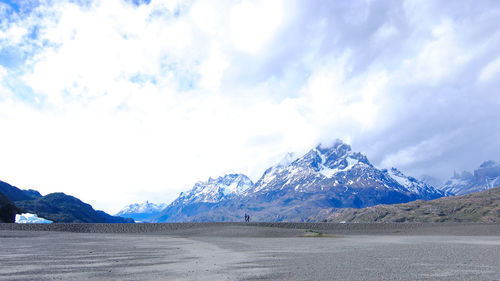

left=154, top=140, right=445, bottom=222
left=154, top=174, right=253, bottom=222
left=177, top=174, right=253, bottom=204
left=115, top=201, right=167, bottom=222
left=117, top=173, right=253, bottom=222
left=440, top=160, right=500, bottom=195
left=420, top=175, right=443, bottom=189
left=117, top=201, right=167, bottom=214
left=250, top=141, right=443, bottom=200
left=387, top=168, right=447, bottom=197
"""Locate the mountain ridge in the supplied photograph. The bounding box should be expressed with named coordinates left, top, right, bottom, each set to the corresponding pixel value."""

left=115, top=201, right=168, bottom=222
left=440, top=160, right=500, bottom=195
left=153, top=140, right=445, bottom=222
left=0, top=180, right=134, bottom=223
left=327, top=186, right=500, bottom=223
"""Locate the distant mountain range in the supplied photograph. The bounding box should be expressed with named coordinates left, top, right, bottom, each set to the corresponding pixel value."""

left=3, top=139, right=499, bottom=224
left=0, top=180, right=134, bottom=223
left=155, top=174, right=254, bottom=222
left=440, top=160, right=500, bottom=195
left=140, top=140, right=446, bottom=222
left=115, top=201, right=167, bottom=222
left=327, top=185, right=500, bottom=223
left=119, top=140, right=500, bottom=223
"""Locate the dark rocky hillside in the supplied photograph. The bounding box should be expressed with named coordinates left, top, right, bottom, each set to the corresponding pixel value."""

left=0, top=191, right=21, bottom=223
left=328, top=186, right=500, bottom=223
left=0, top=180, right=33, bottom=201
left=23, top=189, right=43, bottom=199
left=1, top=180, right=133, bottom=223
left=15, top=193, right=134, bottom=223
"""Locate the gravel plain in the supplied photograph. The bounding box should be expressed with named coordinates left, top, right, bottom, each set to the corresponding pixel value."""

left=0, top=223, right=499, bottom=280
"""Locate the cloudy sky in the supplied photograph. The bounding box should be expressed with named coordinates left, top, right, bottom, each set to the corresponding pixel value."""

left=0, top=0, right=499, bottom=213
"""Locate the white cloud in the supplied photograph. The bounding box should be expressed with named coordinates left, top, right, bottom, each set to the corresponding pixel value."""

left=402, top=19, right=473, bottom=84
left=229, top=0, right=284, bottom=54
left=0, top=24, right=27, bottom=45
left=198, top=45, right=229, bottom=91
left=297, top=52, right=389, bottom=137
left=380, top=132, right=458, bottom=169
left=372, top=23, right=398, bottom=46
left=0, top=0, right=500, bottom=213
left=478, top=56, right=500, bottom=83
left=0, top=65, right=6, bottom=78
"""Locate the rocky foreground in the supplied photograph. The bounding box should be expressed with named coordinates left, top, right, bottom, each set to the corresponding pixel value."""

left=0, top=223, right=499, bottom=281
left=1, top=221, right=500, bottom=236
left=328, top=186, right=500, bottom=223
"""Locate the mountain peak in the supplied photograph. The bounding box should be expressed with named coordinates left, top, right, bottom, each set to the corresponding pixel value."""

left=452, top=170, right=473, bottom=180
left=115, top=200, right=167, bottom=222
left=312, top=141, right=371, bottom=170
left=257, top=139, right=374, bottom=182
left=390, top=167, right=402, bottom=174
left=441, top=160, right=500, bottom=195
left=479, top=160, right=498, bottom=169
left=155, top=139, right=446, bottom=222
left=277, top=152, right=296, bottom=168
left=116, top=201, right=167, bottom=216
left=316, top=139, right=351, bottom=154
left=180, top=173, right=254, bottom=204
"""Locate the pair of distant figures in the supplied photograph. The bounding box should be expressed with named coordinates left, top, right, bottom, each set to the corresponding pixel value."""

left=244, top=213, right=250, bottom=222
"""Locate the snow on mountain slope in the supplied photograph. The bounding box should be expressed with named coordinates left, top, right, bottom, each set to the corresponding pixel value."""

left=251, top=140, right=443, bottom=199
left=155, top=140, right=445, bottom=222
left=115, top=201, right=167, bottom=222
left=15, top=213, right=52, bottom=223
left=154, top=173, right=254, bottom=222
left=441, top=160, right=500, bottom=195
left=116, top=201, right=167, bottom=216
left=177, top=174, right=254, bottom=204
left=119, top=201, right=166, bottom=215
left=388, top=168, right=444, bottom=195
left=118, top=174, right=253, bottom=222
left=252, top=140, right=376, bottom=194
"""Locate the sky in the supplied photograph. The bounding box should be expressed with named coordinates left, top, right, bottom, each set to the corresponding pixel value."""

left=0, top=0, right=499, bottom=213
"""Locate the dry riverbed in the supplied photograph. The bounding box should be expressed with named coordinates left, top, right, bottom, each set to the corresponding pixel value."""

left=0, top=223, right=499, bottom=280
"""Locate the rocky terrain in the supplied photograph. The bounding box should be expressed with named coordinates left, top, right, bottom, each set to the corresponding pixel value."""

left=155, top=174, right=254, bottom=222
left=0, top=180, right=133, bottom=223
left=14, top=193, right=134, bottom=223
left=1, top=223, right=499, bottom=280
left=440, top=160, right=500, bottom=195
left=0, top=192, right=20, bottom=223
left=328, top=186, right=500, bottom=223
left=154, top=140, right=446, bottom=222
left=5, top=141, right=499, bottom=224
left=0, top=181, right=36, bottom=201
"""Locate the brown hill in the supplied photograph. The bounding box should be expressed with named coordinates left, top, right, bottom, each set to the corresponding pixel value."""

left=327, top=186, right=500, bottom=223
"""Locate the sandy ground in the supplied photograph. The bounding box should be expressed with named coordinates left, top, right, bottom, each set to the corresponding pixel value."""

left=0, top=223, right=499, bottom=280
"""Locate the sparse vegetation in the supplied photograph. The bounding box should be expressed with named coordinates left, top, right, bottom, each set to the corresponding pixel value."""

left=301, top=229, right=342, bottom=238
left=327, top=186, right=500, bottom=223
